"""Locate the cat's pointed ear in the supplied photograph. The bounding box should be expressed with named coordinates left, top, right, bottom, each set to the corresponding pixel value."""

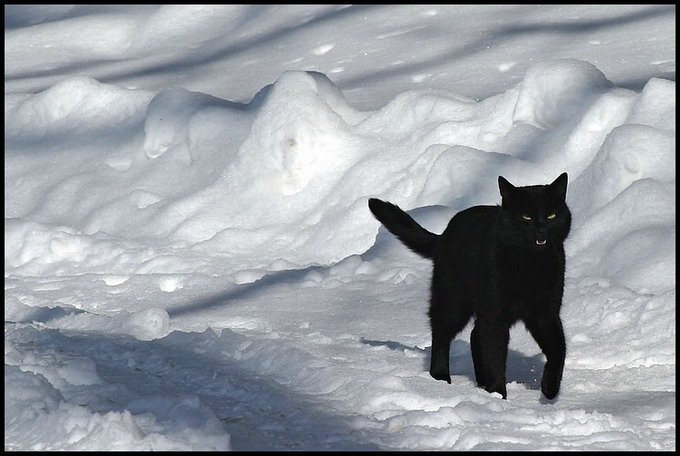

left=498, top=176, right=516, bottom=201
left=550, top=172, right=568, bottom=201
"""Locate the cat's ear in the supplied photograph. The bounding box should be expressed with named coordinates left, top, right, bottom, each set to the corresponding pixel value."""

left=550, top=172, right=568, bottom=201
left=498, top=176, right=516, bottom=201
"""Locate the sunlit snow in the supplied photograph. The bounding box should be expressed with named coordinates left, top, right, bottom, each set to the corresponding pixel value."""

left=4, top=4, right=675, bottom=451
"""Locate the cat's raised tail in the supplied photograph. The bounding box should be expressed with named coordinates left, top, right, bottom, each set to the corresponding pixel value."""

left=368, top=198, right=438, bottom=259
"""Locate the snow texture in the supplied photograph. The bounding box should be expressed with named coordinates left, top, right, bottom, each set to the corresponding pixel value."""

left=5, top=4, right=675, bottom=451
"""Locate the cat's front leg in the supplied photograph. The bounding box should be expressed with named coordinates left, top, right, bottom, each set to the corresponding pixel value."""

left=525, top=315, right=566, bottom=400
left=472, top=318, right=510, bottom=399
left=541, top=357, right=564, bottom=400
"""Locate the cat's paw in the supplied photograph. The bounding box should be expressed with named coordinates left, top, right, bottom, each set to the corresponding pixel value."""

left=429, top=370, right=452, bottom=384
left=484, top=382, right=507, bottom=399
left=541, top=362, right=563, bottom=400
left=541, top=381, right=560, bottom=400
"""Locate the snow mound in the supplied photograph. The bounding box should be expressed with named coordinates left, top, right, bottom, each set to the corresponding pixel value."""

left=6, top=76, right=150, bottom=141
left=6, top=60, right=674, bottom=282
left=513, top=59, right=613, bottom=129
left=4, top=59, right=676, bottom=302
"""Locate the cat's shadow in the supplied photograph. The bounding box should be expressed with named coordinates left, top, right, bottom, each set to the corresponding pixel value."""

left=360, top=338, right=543, bottom=391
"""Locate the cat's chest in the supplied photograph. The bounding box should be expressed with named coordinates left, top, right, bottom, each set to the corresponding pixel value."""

left=497, top=251, right=561, bottom=298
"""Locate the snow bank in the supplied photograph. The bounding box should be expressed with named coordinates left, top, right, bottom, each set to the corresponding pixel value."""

left=7, top=59, right=673, bottom=277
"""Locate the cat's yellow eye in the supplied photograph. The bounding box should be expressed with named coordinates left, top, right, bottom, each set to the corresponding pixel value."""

left=547, top=213, right=557, bottom=220
left=522, top=215, right=532, bottom=221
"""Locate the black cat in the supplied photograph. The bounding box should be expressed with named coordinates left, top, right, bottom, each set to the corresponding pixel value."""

left=368, top=173, right=571, bottom=400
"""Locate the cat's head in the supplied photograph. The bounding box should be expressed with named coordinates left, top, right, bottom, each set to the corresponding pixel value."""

left=498, top=173, right=571, bottom=250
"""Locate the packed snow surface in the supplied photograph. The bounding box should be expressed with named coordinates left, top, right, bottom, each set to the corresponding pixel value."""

left=4, top=4, right=675, bottom=451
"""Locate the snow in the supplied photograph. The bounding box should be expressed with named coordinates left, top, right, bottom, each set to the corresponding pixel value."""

left=4, top=4, right=675, bottom=451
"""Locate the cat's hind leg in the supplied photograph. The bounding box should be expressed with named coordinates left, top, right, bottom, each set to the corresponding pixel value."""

left=470, top=323, right=487, bottom=388
left=428, top=274, right=471, bottom=384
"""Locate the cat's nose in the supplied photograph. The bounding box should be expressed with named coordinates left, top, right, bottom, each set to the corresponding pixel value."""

left=535, top=224, right=547, bottom=241
left=535, top=228, right=548, bottom=246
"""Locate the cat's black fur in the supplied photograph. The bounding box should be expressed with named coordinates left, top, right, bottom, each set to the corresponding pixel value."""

left=368, top=173, right=571, bottom=400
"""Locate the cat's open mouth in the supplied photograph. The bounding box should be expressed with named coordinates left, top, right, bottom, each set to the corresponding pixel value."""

left=536, top=234, right=547, bottom=246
